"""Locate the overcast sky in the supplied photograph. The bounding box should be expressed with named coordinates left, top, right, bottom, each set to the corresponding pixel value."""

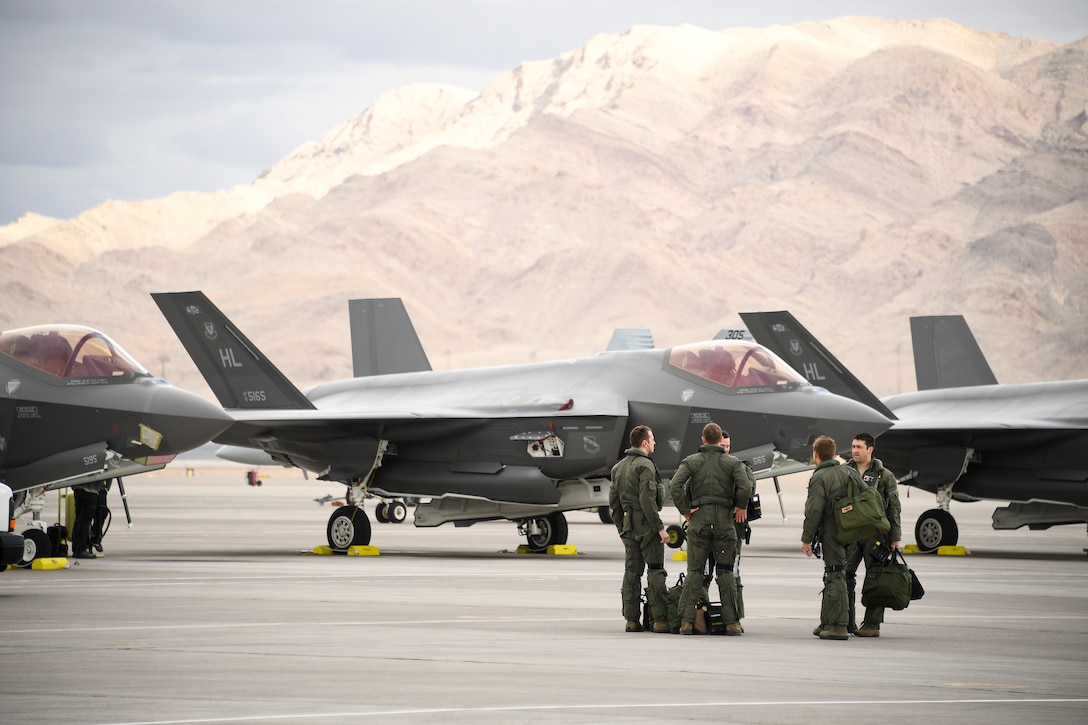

left=1, top=1, right=1085, bottom=225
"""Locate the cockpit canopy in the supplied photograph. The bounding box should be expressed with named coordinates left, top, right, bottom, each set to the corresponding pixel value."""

left=0, top=325, right=149, bottom=379
left=666, top=340, right=807, bottom=390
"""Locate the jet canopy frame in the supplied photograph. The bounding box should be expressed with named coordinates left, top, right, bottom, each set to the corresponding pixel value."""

left=666, top=340, right=808, bottom=390
left=0, top=325, right=149, bottom=379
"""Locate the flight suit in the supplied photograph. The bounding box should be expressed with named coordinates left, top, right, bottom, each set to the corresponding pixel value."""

left=669, top=445, right=752, bottom=627
left=844, top=458, right=902, bottom=630
left=610, top=447, right=668, bottom=624
left=801, top=459, right=864, bottom=629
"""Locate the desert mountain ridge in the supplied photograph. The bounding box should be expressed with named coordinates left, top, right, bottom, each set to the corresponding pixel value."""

left=2, top=16, right=1086, bottom=403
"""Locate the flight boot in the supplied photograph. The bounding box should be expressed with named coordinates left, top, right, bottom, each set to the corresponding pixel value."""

left=854, top=625, right=880, bottom=637
left=679, top=621, right=695, bottom=635
left=819, top=625, right=850, bottom=640
left=725, top=623, right=743, bottom=636
left=624, top=620, right=644, bottom=633
left=813, top=623, right=828, bottom=637
left=652, top=619, right=670, bottom=633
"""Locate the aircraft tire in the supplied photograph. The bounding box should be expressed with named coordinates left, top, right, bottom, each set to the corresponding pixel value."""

left=374, top=502, right=389, bottom=523
left=915, top=508, right=959, bottom=553
left=387, top=501, right=408, bottom=524
left=525, top=512, right=568, bottom=552
left=326, top=506, right=372, bottom=550
left=597, top=506, right=612, bottom=525
left=666, top=524, right=686, bottom=549
left=19, top=528, right=51, bottom=567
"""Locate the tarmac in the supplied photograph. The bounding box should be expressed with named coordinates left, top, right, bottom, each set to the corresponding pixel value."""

left=1, top=467, right=1086, bottom=724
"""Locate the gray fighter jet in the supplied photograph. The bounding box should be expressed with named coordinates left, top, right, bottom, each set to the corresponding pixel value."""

left=154, top=291, right=891, bottom=552
left=0, top=324, right=233, bottom=562
left=741, top=311, right=1088, bottom=552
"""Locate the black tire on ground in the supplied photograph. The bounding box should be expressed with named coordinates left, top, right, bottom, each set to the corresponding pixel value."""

left=914, top=508, right=959, bottom=553
left=374, top=502, right=388, bottom=523
left=19, top=528, right=51, bottom=566
left=387, top=500, right=408, bottom=524
left=525, top=512, right=569, bottom=552
left=597, top=506, right=612, bottom=524
left=326, top=506, right=372, bottom=550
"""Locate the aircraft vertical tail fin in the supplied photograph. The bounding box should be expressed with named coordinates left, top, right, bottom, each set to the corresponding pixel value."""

left=740, top=311, right=897, bottom=420
left=348, top=298, right=432, bottom=376
left=605, top=328, right=655, bottom=351
left=910, top=315, right=997, bottom=390
left=152, top=291, right=315, bottom=410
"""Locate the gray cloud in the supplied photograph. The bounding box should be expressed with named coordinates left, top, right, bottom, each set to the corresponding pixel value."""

left=1, top=0, right=1085, bottom=224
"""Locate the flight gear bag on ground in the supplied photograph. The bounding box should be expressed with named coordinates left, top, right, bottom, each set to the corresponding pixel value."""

left=665, top=573, right=685, bottom=633
left=694, top=602, right=728, bottom=634
left=833, top=475, right=890, bottom=545
left=861, top=549, right=914, bottom=611
left=642, top=572, right=686, bottom=633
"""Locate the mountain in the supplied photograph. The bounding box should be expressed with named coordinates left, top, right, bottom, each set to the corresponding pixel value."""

left=2, top=17, right=1086, bottom=401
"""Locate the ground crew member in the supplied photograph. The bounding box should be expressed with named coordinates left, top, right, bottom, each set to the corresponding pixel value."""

left=71, top=481, right=103, bottom=559
left=670, top=422, right=751, bottom=635
left=802, top=435, right=865, bottom=640
left=609, top=425, right=670, bottom=633
left=844, top=432, right=902, bottom=637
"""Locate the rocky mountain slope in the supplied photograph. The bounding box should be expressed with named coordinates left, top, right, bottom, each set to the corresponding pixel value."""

left=2, top=17, right=1086, bottom=400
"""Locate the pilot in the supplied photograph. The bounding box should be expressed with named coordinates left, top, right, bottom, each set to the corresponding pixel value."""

left=669, top=422, right=751, bottom=635
left=843, top=433, right=902, bottom=637
left=801, top=435, right=864, bottom=640
left=721, top=431, right=757, bottom=630
left=609, top=425, right=670, bottom=633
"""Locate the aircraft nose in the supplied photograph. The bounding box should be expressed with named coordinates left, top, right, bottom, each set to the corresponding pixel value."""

left=817, top=391, right=894, bottom=444
left=144, top=383, right=233, bottom=455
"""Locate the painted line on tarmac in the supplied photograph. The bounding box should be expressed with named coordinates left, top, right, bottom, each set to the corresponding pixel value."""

left=96, top=698, right=1088, bottom=725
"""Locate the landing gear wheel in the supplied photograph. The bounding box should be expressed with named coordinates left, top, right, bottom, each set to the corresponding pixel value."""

left=666, top=524, right=686, bottom=549
left=387, top=500, right=408, bottom=524
left=326, top=506, right=372, bottom=550
left=374, top=502, right=389, bottom=523
left=915, top=508, right=958, bottom=553
left=525, top=512, right=569, bottom=552
left=19, top=528, right=51, bottom=567
left=597, top=506, right=612, bottom=525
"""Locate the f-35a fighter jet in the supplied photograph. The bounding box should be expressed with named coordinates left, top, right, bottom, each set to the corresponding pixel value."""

left=0, top=324, right=233, bottom=563
left=155, top=291, right=891, bottom=552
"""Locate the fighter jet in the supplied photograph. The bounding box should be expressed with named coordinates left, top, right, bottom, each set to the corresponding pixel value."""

left=154, top=291, right=891, bottom=552
left=740, top=311, right=1088, bottom=552
left=0, top=324, right=234, bottom=562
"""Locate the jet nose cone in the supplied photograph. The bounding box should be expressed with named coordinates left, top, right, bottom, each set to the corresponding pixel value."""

left=818, top=392, right=895, bottom=443
left=145, top=383, right=233, bottom=455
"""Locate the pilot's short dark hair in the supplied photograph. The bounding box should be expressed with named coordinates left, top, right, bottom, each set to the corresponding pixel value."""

left=854, top=432, right=876, bottom=449
left=813, top=435, right=836, bottom=461
left=630, top=425, right=652, bottom=447
left=702, top=423, right=723, bottom=444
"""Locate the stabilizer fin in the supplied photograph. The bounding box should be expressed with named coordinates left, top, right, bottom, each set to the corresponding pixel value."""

left=910, top=315, right=997, bottom=390
left=348, top=298, right=431, bottom=376
left=739, top=311, right=897, bottom=421
left=152, top=291, right=314, bottom=410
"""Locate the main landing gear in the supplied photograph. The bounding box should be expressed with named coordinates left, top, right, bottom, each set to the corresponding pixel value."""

left=519, top=512, right=569, bottom=552
left=914, top=508, right=959, bottom=553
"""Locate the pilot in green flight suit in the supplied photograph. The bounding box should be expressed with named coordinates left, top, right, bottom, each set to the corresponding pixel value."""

left=844, top=433, right=903, bottom=637
left=802, top=435, right=865, bottom=640
left=609, top=425, right=670, bottom=633
left=670, top=422, right=752, bottom=635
